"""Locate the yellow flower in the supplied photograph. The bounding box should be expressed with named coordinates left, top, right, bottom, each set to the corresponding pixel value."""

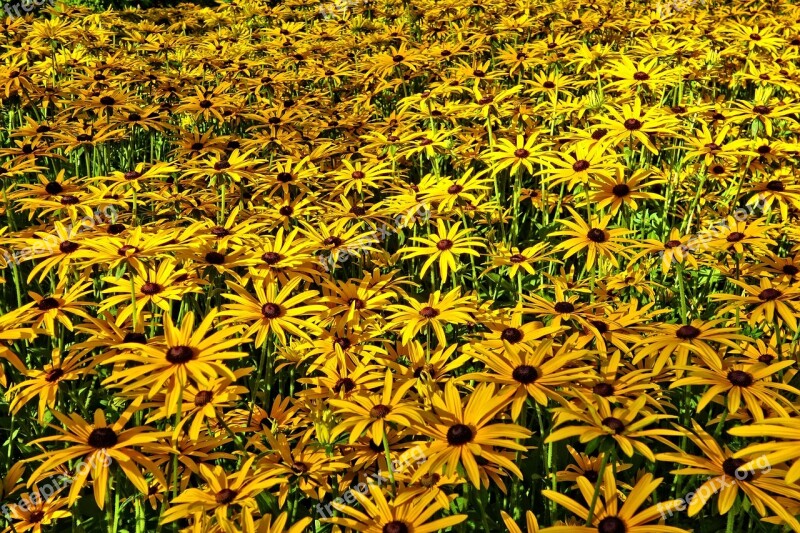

left=399, top=220, right=485, bottom=282
left=28, top=398, right=166, bottom=509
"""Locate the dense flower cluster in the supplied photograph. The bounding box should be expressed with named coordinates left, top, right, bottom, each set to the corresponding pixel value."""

left=1, top=0, right=800, bottom=532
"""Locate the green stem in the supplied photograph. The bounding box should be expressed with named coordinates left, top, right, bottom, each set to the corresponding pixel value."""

left=382, top=431, right=396, bottom=498
left=676, top=261, right=688, bottom=323
left=585, top=447, right=609, bottom=525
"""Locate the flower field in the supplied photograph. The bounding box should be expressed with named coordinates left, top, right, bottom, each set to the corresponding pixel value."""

left=2, top=0, right=800, bottom=531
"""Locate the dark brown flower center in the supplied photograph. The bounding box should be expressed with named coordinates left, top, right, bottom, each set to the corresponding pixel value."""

left=676, top=325, right=701, bottom=339
left=512, top=364, right=538, bottom=384
left=612, top=184, right=630, bottom=197
left=758, top=288, right=781, bottom=301
left=514, top=148, right=530, bottom=158
left=45, top=181, right=63, bottom=194
left=199, top=99, right=213, bottom=109
left=383, top=522, right=409, bottom=533
left=782, top=265, right=799, bottom=275
left=446, top=423, right=474, bottom=445
left=348, top=298, right=366, bottom=310
left=291, top=461, right=309, bottom=474
left=602, top=417, right=625, bottom=434
left=587, top=228, right=607, bottom=243
left=141, top=282, right=162, bottom=295
left=501, top=327, right=524, bottom=343
left=766, top=180, right=785, bottom=192
left=261, top=252, right=281, bottom=265
left=753, top=105, right=770, bottom=115
left=333, top=378, right=356, bottom=394
left=593, top=382, right=614, bottom=396
left=87, top=427, right=118, bottom=449
left=664, top=240, right=682, bottom=249
left=370, top=404, right=391, bottom=419
left=333, top=336, right=351, bottom=350
left=215, top=488, right=237, bottom=504
left=166, top=346, right=195, bottom=364
left=572, top=160, right=590, bottom=172
left=419, top=473, right=440, bottom=487
left=100, top=96, right=116, bottom=106
left=543, top=81, right=556, bottom=89
left=261, top=303, right=282, bottom=318
left=59, top=240, right=80, bottom=254
left=123, top=332, right=147, bottom=344
left=436, top=239, right=454, bottom=250
left=727, top=370, right=753, bottom=388
left=623, top=118, right=642, bottom=130
left=448, top=184, right=464, bottom=194
left=45, top=368, right=64, bottom=382
left=509, top=253, right=526, bottom=263
left=722, top=457, right=754, bottom=481
left=60, top=195, right=79, bottom=205
left=758, top=353, right=774, bottom=364
left=726, top=232, right=745, bottom=242
left=420, top=306, right=439, bottom=318
left=591, top=128, right=608, bottom=140
left=210, top=226, right=230, bottom=237
left=37, top=297, right=60, bottom=311
left=323, top=236, right=343, bottom=247
left=554, top=301, right=574, bottom=313
left=194, top=390, right=213, bottom=406
left=28, top=511, right=45, bottom=523
left=205, top=251, right=225, bottom=265
left=124, top=170, right=142, bottom=180
left=597, top=516, right=627, bottom=533
left=279, top=206, right=293, bottom=216
left=351, top=171, right=365, bottom=180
